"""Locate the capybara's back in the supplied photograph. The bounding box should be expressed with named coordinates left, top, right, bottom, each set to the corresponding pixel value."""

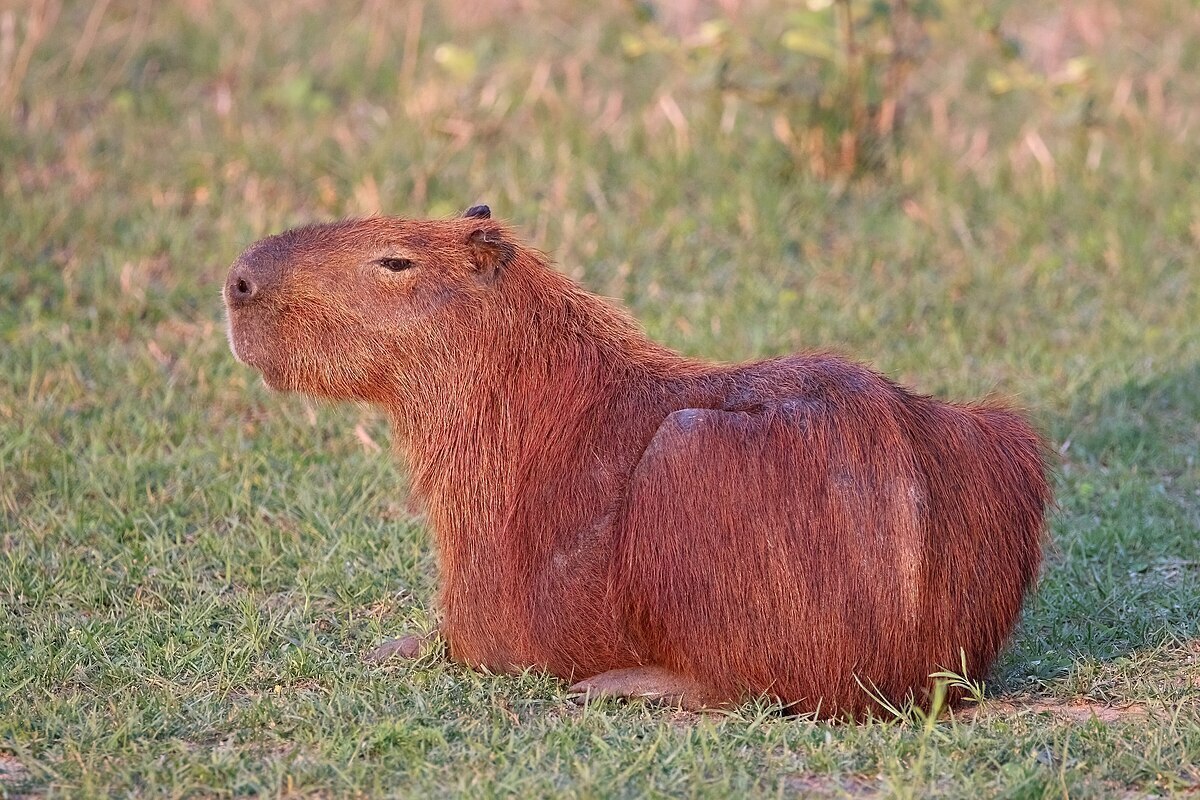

left=224, top=210, right=1051, bottom=719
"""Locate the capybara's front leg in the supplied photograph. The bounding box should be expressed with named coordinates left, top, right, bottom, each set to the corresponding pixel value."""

left=568, top=667, right=725, bottom=710
left=363, top=630, right=442, bottom=663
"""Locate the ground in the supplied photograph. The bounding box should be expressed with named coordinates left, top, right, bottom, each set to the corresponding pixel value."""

left=1, top=1, right=1198, bottom=797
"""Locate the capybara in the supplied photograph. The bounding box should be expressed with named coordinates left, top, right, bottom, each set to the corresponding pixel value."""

left=223, top=205, right=1050, bottom=718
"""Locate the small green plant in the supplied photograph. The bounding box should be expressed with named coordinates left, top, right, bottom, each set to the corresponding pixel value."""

left=929, top=649, right=988, bottom=707
left=853, top=648, right=986, bottom=728
left=853, top=653, right=987, bottom=799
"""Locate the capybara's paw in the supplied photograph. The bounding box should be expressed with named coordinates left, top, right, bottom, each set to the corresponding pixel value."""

left=568, top=666, right=720, bottom=710
left=363, top=633, right=438, bottom=664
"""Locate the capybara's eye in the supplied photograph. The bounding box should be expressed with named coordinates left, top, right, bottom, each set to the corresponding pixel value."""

left=377, top=257, right=415, bottom=272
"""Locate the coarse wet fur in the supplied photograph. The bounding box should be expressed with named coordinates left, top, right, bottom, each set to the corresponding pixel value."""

left=223, top=207, right=1051, bottom=719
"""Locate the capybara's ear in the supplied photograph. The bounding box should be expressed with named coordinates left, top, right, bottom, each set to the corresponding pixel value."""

left=467, top=225, right=514, bottom=278
left=463, top=204, right=491, bottom=219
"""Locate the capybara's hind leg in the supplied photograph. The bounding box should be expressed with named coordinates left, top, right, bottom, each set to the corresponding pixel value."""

left=568, top=667, right=724, bottom=710
left=363, top=631, right=441, bottom=663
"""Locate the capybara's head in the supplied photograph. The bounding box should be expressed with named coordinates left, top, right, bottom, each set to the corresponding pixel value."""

left=224, top=205, right=516, bottom=401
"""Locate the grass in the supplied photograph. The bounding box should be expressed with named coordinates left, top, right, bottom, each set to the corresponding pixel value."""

left=1, top=0, right=1198, bottom=796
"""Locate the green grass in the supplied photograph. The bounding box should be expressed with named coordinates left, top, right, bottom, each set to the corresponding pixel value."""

left=2, top=1, right=1198, bottom=796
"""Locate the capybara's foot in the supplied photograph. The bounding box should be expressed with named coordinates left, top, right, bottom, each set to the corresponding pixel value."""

left=363, top=632, right=440, bottom=663
left=568, top=667, right=721, bottom=710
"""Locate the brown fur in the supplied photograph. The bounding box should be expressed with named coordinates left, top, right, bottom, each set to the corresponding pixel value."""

left=223, top=211, right=1050, bottom=719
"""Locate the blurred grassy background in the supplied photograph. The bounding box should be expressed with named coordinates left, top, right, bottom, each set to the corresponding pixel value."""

left=1, top=0, right=1198, bottom=797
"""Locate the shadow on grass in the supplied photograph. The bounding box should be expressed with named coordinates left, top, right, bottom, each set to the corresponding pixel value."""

left=993, top=362, right=1200, bottom=698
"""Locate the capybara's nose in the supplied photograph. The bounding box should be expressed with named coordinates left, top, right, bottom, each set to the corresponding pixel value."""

left=226, top=266, right=259, bottom=306
left=226, top=242, right=287, bottom=308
